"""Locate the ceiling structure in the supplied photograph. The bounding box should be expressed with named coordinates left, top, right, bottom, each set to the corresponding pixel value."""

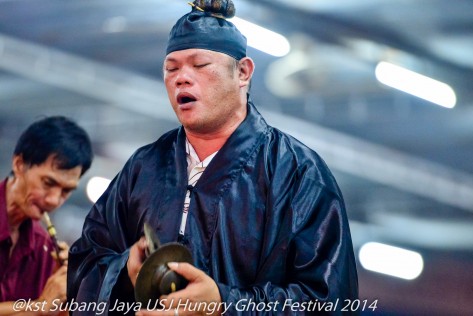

left=1, top=0, right=472, bottom=314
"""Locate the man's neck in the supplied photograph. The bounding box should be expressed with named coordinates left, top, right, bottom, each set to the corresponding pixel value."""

left=185, top=98, right=247, bottom=161
left=185, top=114, right=245, bottom=161
left=186, top=133, right=227, bottom=162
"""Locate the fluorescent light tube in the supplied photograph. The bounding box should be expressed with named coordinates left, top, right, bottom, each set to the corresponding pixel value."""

left=230, top=17, right=290, bottom=57
left=375, top=61, right=456, bottom=108
left=359, top=242, right=424, bottom=280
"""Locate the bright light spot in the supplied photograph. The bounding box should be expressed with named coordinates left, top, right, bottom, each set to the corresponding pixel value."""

left=230, top=17, right=290, bottom=57
left=359, top=242, right=424, bottom=280
left=86, top=176, right=111, bottom=203
left=375, top=61, right=456, bottom=108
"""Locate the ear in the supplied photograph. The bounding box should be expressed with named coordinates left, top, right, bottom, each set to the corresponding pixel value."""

left=12, top=155, right=26, bottom=176
left=238, top=57, right=255, bottom=88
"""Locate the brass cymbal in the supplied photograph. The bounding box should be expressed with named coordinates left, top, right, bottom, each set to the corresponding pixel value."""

left=134, top=242, right=193, bottom=305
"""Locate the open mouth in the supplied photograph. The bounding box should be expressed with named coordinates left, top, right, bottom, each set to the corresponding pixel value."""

left=177, top=93, right=197, bottom=105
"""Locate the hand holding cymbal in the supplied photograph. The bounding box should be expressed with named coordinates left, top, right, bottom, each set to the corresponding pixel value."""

left=134, top=223, right=193, bottom=305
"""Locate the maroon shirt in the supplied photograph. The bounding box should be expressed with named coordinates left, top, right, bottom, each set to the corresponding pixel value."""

left=0, top=178, right=55, bottom=301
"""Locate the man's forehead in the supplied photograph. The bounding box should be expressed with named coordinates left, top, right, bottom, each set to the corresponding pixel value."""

left=34, top=155, right=82, bottom=176
left=165, top=49, right=228, bottom=62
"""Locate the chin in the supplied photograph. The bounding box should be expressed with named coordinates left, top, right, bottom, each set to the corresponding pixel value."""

left=31, top=212, right=43, bottom=221
left=28, top=205, right=44, bottom=220
left=180, top=119, right=200, bottom=131
left=183, top=122, right=209, bottom=133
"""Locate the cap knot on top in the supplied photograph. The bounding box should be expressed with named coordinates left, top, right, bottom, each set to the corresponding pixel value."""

left=166, top=0, right=246, bottom=60
left=189, top=0, right=235, bottom=18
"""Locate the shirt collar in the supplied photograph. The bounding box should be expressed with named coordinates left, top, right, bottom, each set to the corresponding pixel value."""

left=185, top=138, right=218, bottom=168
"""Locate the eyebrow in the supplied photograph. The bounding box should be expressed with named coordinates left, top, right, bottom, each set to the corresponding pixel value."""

left=165, top=52, right=210, bottom=63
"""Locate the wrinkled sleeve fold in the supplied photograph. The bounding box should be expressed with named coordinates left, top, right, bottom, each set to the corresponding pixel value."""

left=67, top=158, right=137, bottom=312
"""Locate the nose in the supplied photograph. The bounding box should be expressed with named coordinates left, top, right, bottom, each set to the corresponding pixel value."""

left=175, top=67, right=193, bottom=86
left=44, top=188, right=63, bottom=208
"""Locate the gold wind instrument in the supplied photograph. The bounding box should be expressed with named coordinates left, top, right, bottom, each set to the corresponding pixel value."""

left=42, top=213, right=65, bottom=265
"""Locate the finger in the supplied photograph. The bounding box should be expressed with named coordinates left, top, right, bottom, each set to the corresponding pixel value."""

left=135, top=237, right=148, bottom=261
left=54, top=265, right=67, bottom=275
left=58, top=241, right=70, bottom=259
left=167, top=262, right=203, bottom=282
left=128, top=237, right=149, bottom=285
left=138, top=236, right=148, bottom=252
left=132, top=237, right=148, bottom=260
left=57, top=241, right=69, bottom=251
left=157, top=296, right=180, bottom=309
left=136, top=307, right=186, bottom=316
left=51, top=251, right=68, bottom=264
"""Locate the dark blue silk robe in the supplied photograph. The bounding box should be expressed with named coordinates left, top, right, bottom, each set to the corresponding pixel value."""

left=68, top=100, right=358, bottom=315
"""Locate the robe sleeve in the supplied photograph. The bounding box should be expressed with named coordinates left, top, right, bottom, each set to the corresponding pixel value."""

left=216, top=171, right=359, bottom=315
left=67, top=157, right=138, bottom=312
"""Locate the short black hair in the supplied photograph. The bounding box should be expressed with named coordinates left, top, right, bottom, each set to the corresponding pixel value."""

left=14, top=116, right=93, bottom=176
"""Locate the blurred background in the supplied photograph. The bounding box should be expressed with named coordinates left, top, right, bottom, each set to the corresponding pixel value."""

left=1, top=0, right=472, bottom=314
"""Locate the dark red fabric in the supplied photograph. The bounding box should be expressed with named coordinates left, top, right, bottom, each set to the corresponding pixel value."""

left=0, top=178, right=55, bottom=301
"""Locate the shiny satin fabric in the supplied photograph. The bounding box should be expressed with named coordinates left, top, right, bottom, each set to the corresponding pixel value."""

left=67, top=99, right=358, bottom=315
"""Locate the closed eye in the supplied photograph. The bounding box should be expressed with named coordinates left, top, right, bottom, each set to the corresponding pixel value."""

left=62, top=188, right=73, bottom=196
left=195, top=63, right=210, bottom=68
left=43, top=178, right=56, bottom=188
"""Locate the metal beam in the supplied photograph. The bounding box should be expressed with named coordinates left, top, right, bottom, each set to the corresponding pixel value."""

left=2, top=33, right=473, bottom=211
left=0, top=34, right=175, bottom=121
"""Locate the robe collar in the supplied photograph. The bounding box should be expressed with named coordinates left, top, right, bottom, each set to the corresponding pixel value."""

left=175, top=97, right=269, bottom=192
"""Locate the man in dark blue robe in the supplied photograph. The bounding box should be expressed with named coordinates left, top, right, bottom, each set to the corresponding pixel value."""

left=68, top=1, right=358, bottom=315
